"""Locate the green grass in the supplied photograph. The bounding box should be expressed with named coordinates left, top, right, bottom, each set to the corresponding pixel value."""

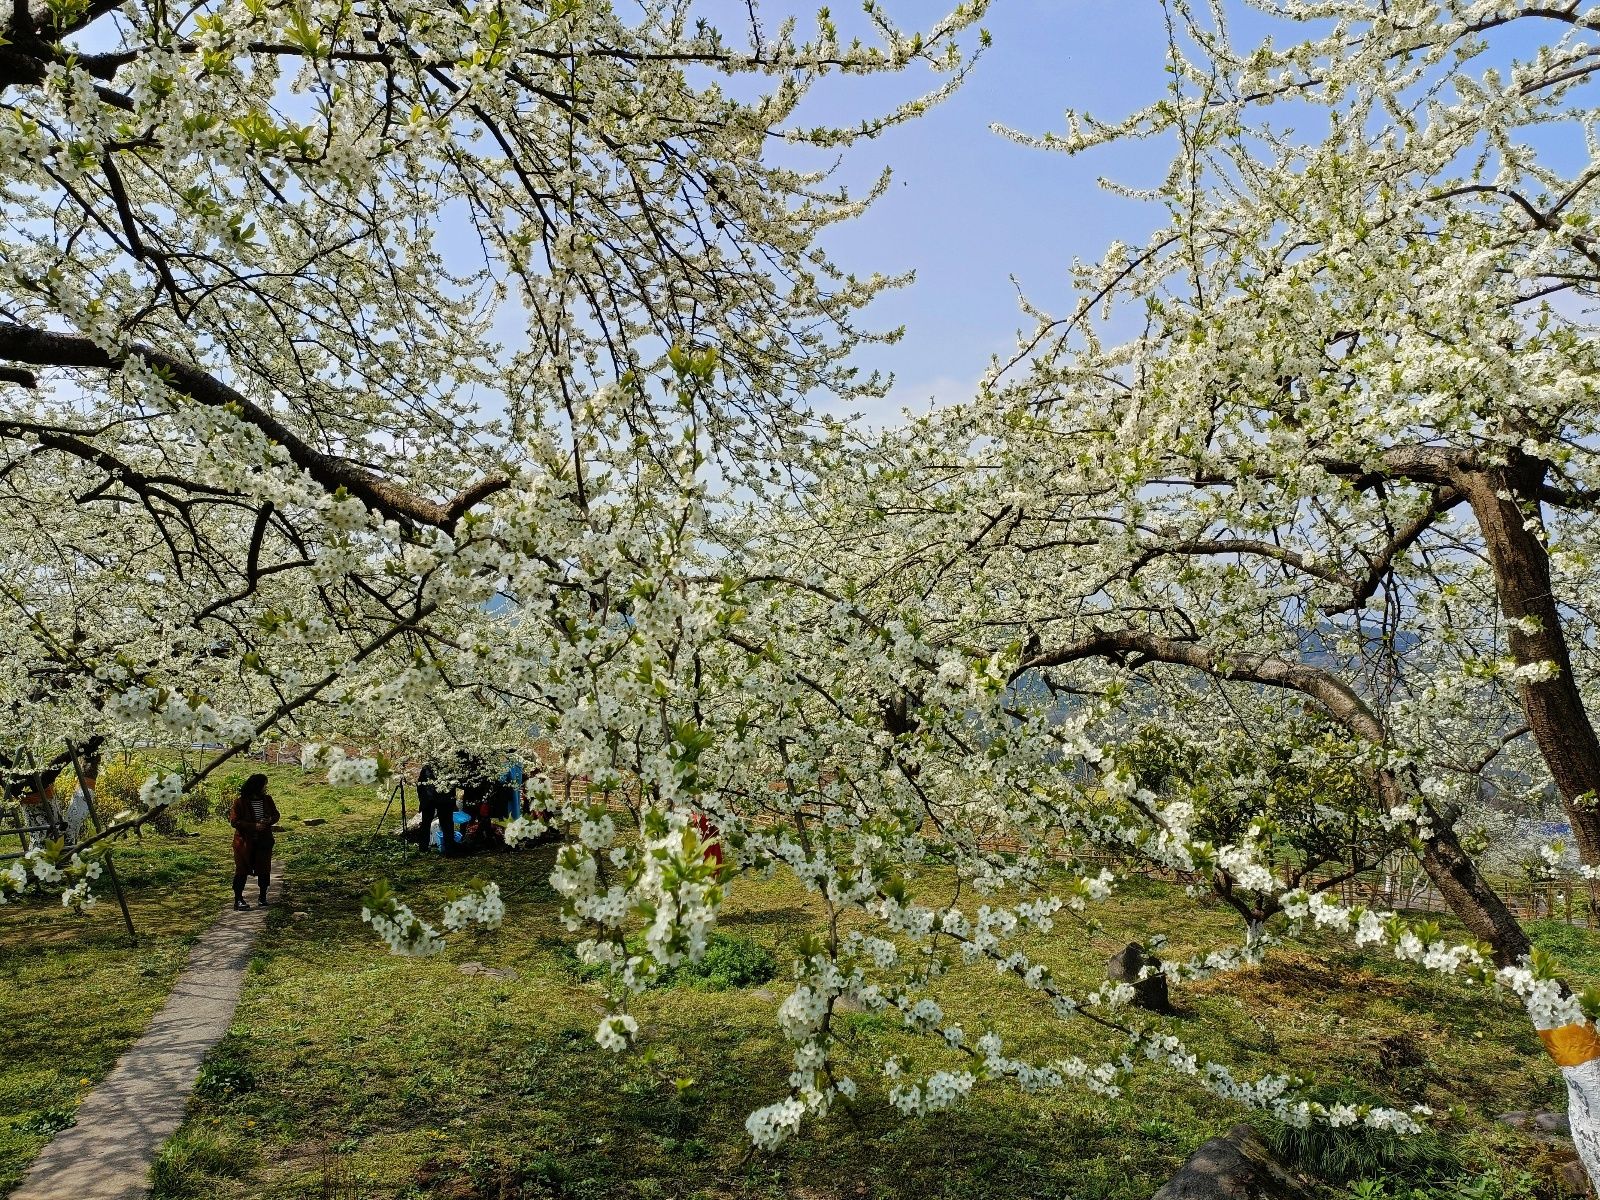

left=0, top=762, right=360, bottom=1194
left=4, top=768, right=1598, bottom=1199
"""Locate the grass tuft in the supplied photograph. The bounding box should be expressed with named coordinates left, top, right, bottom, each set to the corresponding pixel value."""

left=148, top=1128, right=256, bottom=1197
left=1257, top=1105, right=1460, bottom=1184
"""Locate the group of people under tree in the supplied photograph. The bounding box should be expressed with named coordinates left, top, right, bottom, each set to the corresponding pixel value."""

left=225, top=750, right=523, bottom=913
left=414, top=751, right=525, bottom=858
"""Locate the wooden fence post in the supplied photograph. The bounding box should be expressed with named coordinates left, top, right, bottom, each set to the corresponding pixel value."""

left=67, top=742, right=137, bottom=947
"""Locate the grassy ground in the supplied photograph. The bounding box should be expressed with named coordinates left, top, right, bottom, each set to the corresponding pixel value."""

left=3, top=767, right=1597, bottom=1200
left=0, top=762, right=361, bottom=1194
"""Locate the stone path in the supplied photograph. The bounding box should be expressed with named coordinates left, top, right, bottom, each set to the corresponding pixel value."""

left=13, top=871, right=281, bottom=1200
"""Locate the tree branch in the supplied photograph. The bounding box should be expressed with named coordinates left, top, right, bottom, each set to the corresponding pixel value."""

left=0, top=322, right=507, bottom=533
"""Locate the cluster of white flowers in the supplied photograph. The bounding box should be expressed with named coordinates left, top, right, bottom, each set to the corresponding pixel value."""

left=102, top=684, right=254, bottom=745
left=1505, top=659, right=1561, bottom=684
left=745, top=1097, right=809, bottom=1150
left=361, top=896, right=444, bottom=957
left=594, top=1013, right=639, bottom=1053
left=327, top=755, right=382, bottom=788
left=889, top=1069, right=974, bottom=1116
left=0, top=860, right=27, bottom=900
left=442, top=882, right=504, bottom=931
left=851, top=934, right=899, bottom=970
left=1502, top=967, right=1589, bottom=1031
left=301, top=743, right=338, bottom=771
left=60, top=874, right=100, bottom=911
left=136, top=773, right=185, bottom=815
left=577, top=810, right=616, bottom=850
left=0, top=846, right=104, bottom=911
left=1214, top=842, right=1277, bottom=894
left=503, top=815, right=551, bottom=846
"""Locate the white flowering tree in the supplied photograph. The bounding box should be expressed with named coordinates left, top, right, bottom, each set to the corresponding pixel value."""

left=713, top=0, right=1600, bottom=1181
left=0, top=0, right=989, bottom=851
left=14, top=0, right=1600, bottom=1188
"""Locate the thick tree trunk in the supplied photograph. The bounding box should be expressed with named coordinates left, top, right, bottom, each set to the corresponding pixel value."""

left=1410, top=808, right=1531, bottom=966
left=1447, top=462, right=1600, bottom=1193
left=1459, top=459, right=1600, bottom=864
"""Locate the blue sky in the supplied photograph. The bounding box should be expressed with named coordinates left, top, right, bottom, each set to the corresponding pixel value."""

left=769, top=0, right=1184, bottom=422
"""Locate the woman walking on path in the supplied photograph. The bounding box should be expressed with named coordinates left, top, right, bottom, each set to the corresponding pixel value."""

left=228, top=773, right=278, bottom=910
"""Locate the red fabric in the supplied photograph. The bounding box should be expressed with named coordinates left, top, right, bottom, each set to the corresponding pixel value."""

left=691, top=813, right=723, bottom=865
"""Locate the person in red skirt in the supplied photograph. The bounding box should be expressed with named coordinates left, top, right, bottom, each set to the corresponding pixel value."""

left=228, top=773, right=279, bottom=910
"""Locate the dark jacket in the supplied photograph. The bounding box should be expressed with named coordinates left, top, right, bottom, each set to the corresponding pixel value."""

left=228, top=792, right=280, bottom=840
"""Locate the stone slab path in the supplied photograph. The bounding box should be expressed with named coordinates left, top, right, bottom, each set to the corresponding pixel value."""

left=13, top=871, right=281, bottom=1200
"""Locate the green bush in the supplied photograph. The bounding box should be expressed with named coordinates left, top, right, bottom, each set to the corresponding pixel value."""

left=173, top=785, right=213, bottom=823
left=664, top=931, right=779, bottom=990
left=17, top=1106, right=75, bottom=1136
left=94, top=761, right=142, bottom=813
left=194, top=1039, right=257, bottom=1098
left=176, top=771, right=248, bottom=823
left=569, top=931, right=778, bottom=991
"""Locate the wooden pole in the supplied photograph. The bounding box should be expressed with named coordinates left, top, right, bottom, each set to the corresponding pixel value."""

left=374, top=781, right=408, bottom=835
left=2, top=775, right=33, bottom=855
left=66, top=743, right=136, bottom=947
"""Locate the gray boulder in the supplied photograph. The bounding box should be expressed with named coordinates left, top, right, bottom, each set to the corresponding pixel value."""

left=1152, top=1124, right=1310, bottom=1200
left=1498, top=1110, right=1575, bottom=1146
left=1108, top=942, right=1171, bottom=1012
left=1498, top=1110, right=1571, bottom=1134
left=1536, top=1112, right=1574, bottom=1136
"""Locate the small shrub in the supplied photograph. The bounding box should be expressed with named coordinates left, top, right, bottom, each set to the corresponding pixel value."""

left=174, top=772, right=244, bottom=823
left=17, top=1106, right=76, bottom=1136
left=95, top=761, right=142, bottom=813
left=173, top=786, right=212, bottom=823
left=1138, top=1117, right=1180, bottom=1142
left=194, top=1040, right=257, bottom=1098
left=664, top=932, right=778, bottom=990
left=567, top=932, right=778, bottom=991
left=219, top=770, right=252, bottom=797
